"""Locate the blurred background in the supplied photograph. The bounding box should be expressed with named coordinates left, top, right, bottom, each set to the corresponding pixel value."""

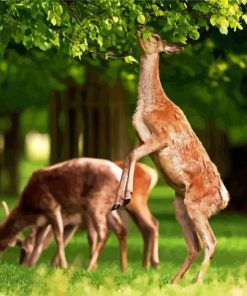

left=1, top=29, right=247, bottom=212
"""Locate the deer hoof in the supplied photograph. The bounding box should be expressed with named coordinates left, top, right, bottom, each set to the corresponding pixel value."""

left=111, top=203, right=121, bottom=211
left=151, top=262, right=160, bottom=269
left=123, top=199, right=131, bottom=207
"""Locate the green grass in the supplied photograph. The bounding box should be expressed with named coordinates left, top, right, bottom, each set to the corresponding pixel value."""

left=0, top=185, right=247, bottom=295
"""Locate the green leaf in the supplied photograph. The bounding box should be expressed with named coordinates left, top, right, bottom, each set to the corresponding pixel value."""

left=221, top=0, right=228, bottom=6
left=219, top=17, right=229, bottom=35
left=137, top=14, right=146, bottom=25
left=104, top=19, right=112, bottom=30
left=210, top=15, right=218, bottom=26
left=193, top=3, right=210, bottom=13
left=47, top=10, right=53, bottom=21
left=219, top=17, right=229, bottom=29
left=142, top=31, right=151, bottom=40
left=80, top=43, right=87, bottom=52
left=124, top=55, right=138, bottom=64
left=151, top=4, right=164, bottom=16
left=54, top=4, right=63, bottom=16
left=179, top=35, right=187, bottom=44
left=237, top=23, right=243, bottom=30
left=242, top=14, right=247, bottom=24
left=51, top=17, right=57, bottom=26
left=97, top=35, right=103, bottom=47
left=219, top=26, right=228, bottom=34
left=112, top=16, right=119, bottom=23
left=190, top=29, right=200, bottom=40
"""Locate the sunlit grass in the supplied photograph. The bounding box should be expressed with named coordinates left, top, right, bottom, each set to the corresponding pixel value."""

left=0, top=159, right=247, bottom=295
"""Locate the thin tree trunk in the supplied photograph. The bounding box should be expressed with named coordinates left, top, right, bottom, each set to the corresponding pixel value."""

left=2, top=113, right=20, bottom=195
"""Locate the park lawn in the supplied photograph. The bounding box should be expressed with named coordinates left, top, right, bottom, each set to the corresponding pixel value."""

left=0, top=186, right=246, bottom=295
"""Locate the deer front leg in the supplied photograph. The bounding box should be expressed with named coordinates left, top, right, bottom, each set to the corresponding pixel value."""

left=48, top=209, right=68, bottom=269
left=107, top=211, right=128, bottom=271
left=20, top=227, right=37, bottom=265
left=27, top=225, right=52, bottom=267
left=111, top=157, right=131, bottom=210
left=112, top=134, right=168, bottom=210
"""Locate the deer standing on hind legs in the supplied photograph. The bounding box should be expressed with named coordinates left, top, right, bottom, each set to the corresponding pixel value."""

left=112, top=29, right=230, bottom=284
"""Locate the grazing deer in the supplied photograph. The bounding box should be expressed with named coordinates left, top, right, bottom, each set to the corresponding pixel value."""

left=0, top=158, right=127, bottom=270
left=112, top=30, right=230, bottom=283
left=17, top=161, right=159, bottom=269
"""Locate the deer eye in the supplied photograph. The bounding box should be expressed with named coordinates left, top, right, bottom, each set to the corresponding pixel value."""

left=153, top=35, right=160, bottom=41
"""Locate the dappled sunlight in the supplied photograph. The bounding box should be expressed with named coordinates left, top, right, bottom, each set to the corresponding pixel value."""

left=25, top=132, right=50, bottom=161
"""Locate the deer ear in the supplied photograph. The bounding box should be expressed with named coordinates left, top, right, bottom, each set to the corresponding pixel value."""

left=8, top=237, right=23, bottom=248
left=16, top=237, right=23, bottom=247
left=2, top=201, right=10, bottom=216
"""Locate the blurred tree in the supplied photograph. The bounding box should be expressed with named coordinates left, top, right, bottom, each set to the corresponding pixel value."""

left=0, top=47, right=85, bottom=114
left=1, top=0, right=247, bottom=205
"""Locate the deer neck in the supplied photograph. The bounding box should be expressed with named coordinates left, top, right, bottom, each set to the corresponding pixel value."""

left=137, top=53, right=168, bottom=109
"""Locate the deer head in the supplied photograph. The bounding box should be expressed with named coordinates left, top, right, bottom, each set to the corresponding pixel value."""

left=137, top=30, right=183, bottom=55
left=0, top=202, right=23, bottom=252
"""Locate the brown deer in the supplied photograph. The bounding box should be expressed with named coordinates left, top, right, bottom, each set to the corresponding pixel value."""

left=112, top=30, right=230, bottom=284
left=17, top=161, right=159, bottom=269
left=0, top=158, right=127, bottom=270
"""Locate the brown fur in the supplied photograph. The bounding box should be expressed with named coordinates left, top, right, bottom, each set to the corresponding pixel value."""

left=0, top=158, right=127, bottom=270
left=19, top=161, right=159, bottom=269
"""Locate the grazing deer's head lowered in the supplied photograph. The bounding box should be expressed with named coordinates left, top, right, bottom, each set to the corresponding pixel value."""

left=0, top=159, right=159, bottom=271
left=19, top=161, right=159, bottom=270
left=0, top=202, right=26, bottom=252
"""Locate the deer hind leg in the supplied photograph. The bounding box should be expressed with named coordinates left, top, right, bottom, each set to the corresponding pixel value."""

left=172, top=195, right=201, bottom=284
left=52, top=225, right=78, bottom=266
left=127, top=206, right=159, bottom=269
left=150, top=216, right=159, bottom=268
left=107, top=211, right=128, bottom=272
left=87, top=213, right=109, bottom=272
left=185, top=198, right=216, bottom=284
left=112, top=135, right=168, bottom=210
left=87, top=216, right=98, bottom=269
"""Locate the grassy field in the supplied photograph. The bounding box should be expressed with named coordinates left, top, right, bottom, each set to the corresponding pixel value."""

left=0, top=183, right=247, bottom=296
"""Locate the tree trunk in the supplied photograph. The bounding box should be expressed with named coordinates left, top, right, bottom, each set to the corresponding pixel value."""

left=49, top=71, right=131, bottom=164
left=1, top=113, right=20, bottom=195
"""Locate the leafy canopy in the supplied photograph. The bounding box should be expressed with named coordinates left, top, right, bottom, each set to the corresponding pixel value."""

left=1, top=0, right=247, bottom=145
left=0, top=0, right=247, bottom=61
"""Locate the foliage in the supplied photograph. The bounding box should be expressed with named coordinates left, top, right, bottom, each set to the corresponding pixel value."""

left=159, top=30, right=247, bottom=144
left=1, top=0, right=247, bottom=144
left=0, top=186, right=247, bottom=295
left=0, top=48, right=85, bottom=113
left=0, top=0, right=246, bottom=61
